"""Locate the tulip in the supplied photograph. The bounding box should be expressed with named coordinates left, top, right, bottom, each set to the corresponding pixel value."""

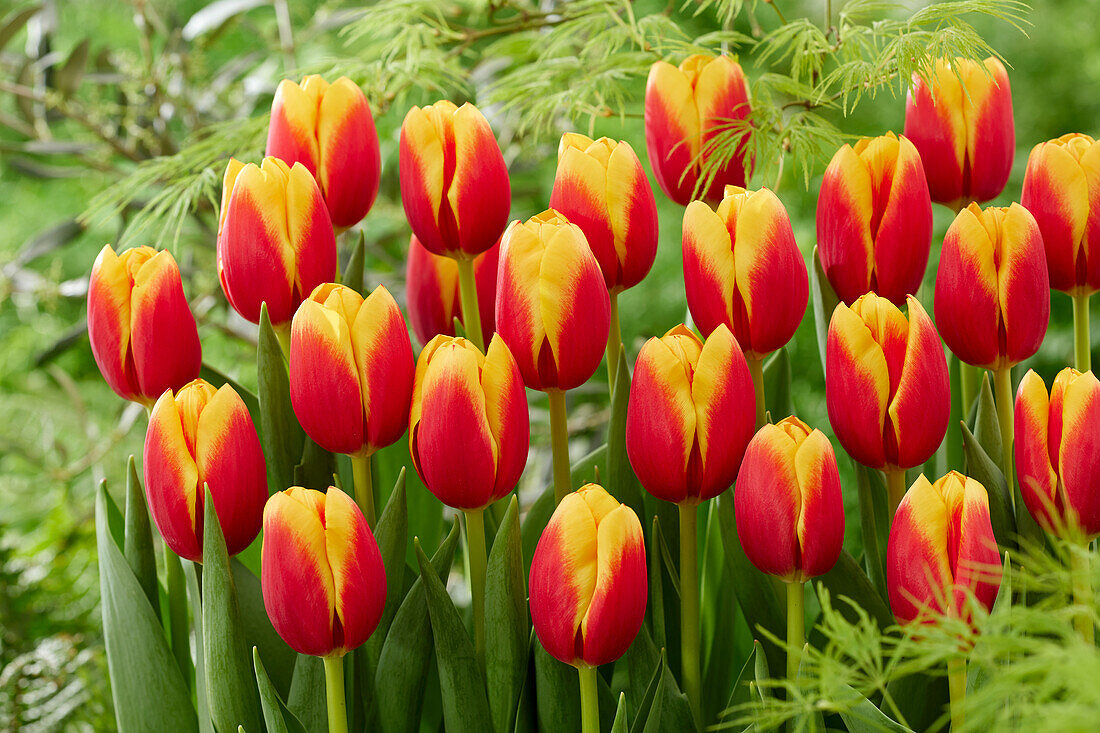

left=826, top=293, right=950, bottom=510
left=87, top=245, right=202, bottom=407
left=1021, top=133, right=1100, bottom=371
left=289, top=283, right=415, bottom=524
left=266, top=75, right=381, bottom=231
left=144, top=379, right=267, bottom=562
left=217, top=157, right=337, bottom=328
left=816, top=132, right=933, bottom=306
left=645, top=54, right=751, bottom=206
left=405, top=234, right=498, bottom=347
left=496, top=209, right=610, bottom=503
left=904, top=57, right=1014, bottom=209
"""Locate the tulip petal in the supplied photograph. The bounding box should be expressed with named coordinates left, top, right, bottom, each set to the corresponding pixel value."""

left=996, top=204, right=1049, bottom=366
left=323, top=487, right=386, bottom=651
left=580, top=504, right=647, bottom=666
left=399, top=105, right=448, bottom=253
left=1022, top=140, right=1090, bottom=293
left=130, top=251, right=202, bottom=401
left=481, top=336, right=530, bottom=498
left=695, top=56, right=751, bottom=200
left=963, top=59, right=1014, bottom=204
left=951, top=477, right=1002, bottom=616
left=88, top=245, right=141, bottom=401
left=266, top=78, right=321, bottom=176
left=1057, top=371, right=1100, bottom=536
left=887, top=475, right=953, bottom=623
left=691, top=324, right=755, bottom=498
left=794, top=430, right=845, bottom=578
left=935, top=205, right=1001, bottom=367
left=352, top=286, right=416, bottom=452
left=825, top=302, right=890, bottom=468
left=734, top=425, right=801, bottom=578
left=550, top=143, right=618, bottom=287
left=448, top=103, right=511, bottom=256
left=644, top=60, right=699, bottom=206
left=144, top=389, right=202, bottom=562
left=315, top=78, right=380, bottom=229
left=871, top=138, right=933, bottom=304
left=683, top=200, right=736, bottom=339
left=605, top=140, right=658, bottom=290
left=816, top=145, right=875, bottom=304
left=1015, top=370, right=1060, bottom=530
left=495, top=222, right=547, bottom=387
left=888, top=298, right=950, bottom=469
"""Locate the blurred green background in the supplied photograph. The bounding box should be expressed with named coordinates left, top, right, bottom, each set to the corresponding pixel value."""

left=1, top=0, right=1097, bottom=727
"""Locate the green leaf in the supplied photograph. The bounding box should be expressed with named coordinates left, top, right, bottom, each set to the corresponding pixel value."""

left=856, top=464, right=888, bottom=598
left=532, top=643, right=616, bottom=732
left=720, top=643, right=756, bottom=718
left=258, top=303, right=305, bottom=495
left=753, top=639, right=770, bottom=703
left=123, top=455, right=158, bottom=616
left=287, top=654, right=326, bottom=733
left=232, top=558, right=297, bottom=698
left=0, top=5, right=42, bottom=54
left=486, top=496, right=528, bottom=733
left=946, top=354, right=964, bottom=473
left=96, top=484, right=198, bottom=732
left=253, top=647, right=308, bottom=733
left=606, top=344, right=645, bottom=518
left=968, top=550, right=1012, bottom=693
left=647, top=516, right=667, bottom=651
left=55, top=37, right=89, bottom=95
left=610, top=692, right=629, bottom=733
left=814, top=549, right=894, bottom=631
left=201, top=486, right=263, bottom=733
left=414, top=538, right=493, bottom=732
left=369, top=468, right=409, bottom=658
left=183, top=562, right=214, bottom=733
left=763, top=347, right=793, bottom=420
left=627, top=648, right=663, bottom=733
left=961, top=422, right=1016, bottom=551
left=646, top=650, right=695, bottom=733
left=342, top=231, right=366, bottom=294
left=294, top=436, right=336, bottom=491
left=973, top=372, right=1002, bottom=467
left=837, top=682, right=914, bottom=733
left=810, top=245, right=840, bottom=370
left=885, top=671, right=946, bottom=733
left=200, top=362, right=261, bottom=427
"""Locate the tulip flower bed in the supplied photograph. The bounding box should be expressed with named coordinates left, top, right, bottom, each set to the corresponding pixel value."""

left=5, top=0, right=1100, bottom=731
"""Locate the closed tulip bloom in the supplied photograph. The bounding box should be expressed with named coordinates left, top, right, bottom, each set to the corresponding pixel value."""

left=1015, top=368, right=1100, bottom=537
left=626, top=324, right=755, bottom=503
left=405, top=234, right=498, bottom=347
left=887, top=472, right=1001, bottom=624
left=549, top=133, right=658, bottom=292
left=826, top=293, right=950, bottom=470
left=904, top=57, right=1014, bottom=208
left=87, top=245, right=201, bottom=406
left=266, top=75, right=381, bottom=231
left=1021, top=134, right=1100, bottom=295
left=399, top=100, right=511, bottom=258
left=816, top=132, right=933, bottom=306
left=144, top=379, right=267, bottom=562
left=684, top=185, right=808, bottom=358
left=529, top=484, right=646, bottom=667
left=408, top=335, right=529, bottom=510
left=645, top=54, right=751, bottom=205
left=262, top=486, right=386, bottom=657
left=495, top=210, right=610, bottom=391
left=217, top=157, right=337, bottom=326
left=289, top=283, right=415, bottom=456
left=735, top=417, right=845, bottom=581
left=935, top=202, right=1050, bottom=370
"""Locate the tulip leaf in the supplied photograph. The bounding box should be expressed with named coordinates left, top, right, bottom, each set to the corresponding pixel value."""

left=968, top=550, right=1012, bottom=693
left=647, top=515, right=667, bottom=651
left=414, top=537, right=493, bottom=732
left=95, top=484, right=198, bottom=733
left=856, top=464, right=888, bottom=598
left=794, top=649, right=826, bottom=733
left=183, top=562, right=214, bottom=733
left=294, top=436, right=335, bottom=491
left=258, top=304, right=306, bottom=495
left=836, top=683, right=914, bottom=733
left=627, top=647, right=663, bottom=733
left=610, top=692, right=629, bottom=733
left=532, top=643, right=617, bottom=732
left=606, top=344, right=645, bottom=518
left=628, top=647, right=693, bottom=733
left=763, top=347, right=793, bottom=420
left=368, top=467, right=409, bottom=662
left=521, top=446, right=604, bottom=573
left=884, top=671, right=946, bottom=733
left=814, top=549, right=894, bottom=631
left=123, top=455, right=158, bottom=616
left=201, top=486, right=263, bottom=733
left=701, top=505, right=739, bottom=723
left=946, top=354, right=965, bottom=473
left=200, top=362, right=261, bottom=428
left=961, top=422, right=1016, bottom=551
left=810, top=245, right=840, bottom=370
left=753, top=639, right=770, bottom=702
left=342, top=231, right=366, bottom=294
left=720, top=642, right=757, bottom=719
left=231, top=558, right=297, bottom=698
left=287, top=654, right=326, bottom=733
left=973, top=372, right=1003, bottom=468
left=253, top=647, right=308, bottom=733
left=485, top=496, right=528, bottom=733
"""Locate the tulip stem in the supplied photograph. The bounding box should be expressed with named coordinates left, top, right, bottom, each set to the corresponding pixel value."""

left=993, top=368, right=1016, bottom=503
left=1073, top=293, right=1091, bottom=373
left=322, top=655, right=349, bottom=733
left=464, top=508, right=488, bottom=669
left=960, top=363, right=979, bottom=420
left=786, top=580, right=805, bottom=681
left=1071, top=540, right=1095, bottom=645
left=679, top=502, right=702, bottom=725
left=947, top=656, right=966, bottom=730
left=578, top=664, right=599, bottom=733
left=606, top=291, right=621, bottom=398
left=748, top=356, right=766, bottom=428
left=456, top=256, right=485, bottom=352
left=548, top=389, right=572, bottom=504
left=886, top=469, right=907, bottom=517
left=351, top=453, right=375, bottom=527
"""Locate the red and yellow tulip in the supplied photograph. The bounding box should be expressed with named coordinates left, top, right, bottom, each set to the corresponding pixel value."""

left=217, top=157, right=337, bottom=326
left=495, top=210, right=610, bottom=391
left=266, top=75, right=381, bottom=231
left=626, top=324, right=755, bottom=503
left=261, top=485, right=386, bottom=657
left=399, top=100, right=511, bottom=258
left=644, top=54, right=751, bottom=206
left=683, top=185, right=808, bottom=358
left=934, top=202, right=1050, bottom=370
left=405, top=234, right=498, bottom=347
left=87, top=245, right=202, bottom=406
left=734, top=416, right=845, bottom=582
left=887, top=472, right=1002, bottom=625
left=408, top=335, right=529, bottom=511
left=816, top=132, right=933, bottom=306
left=144, top=379, right=267, bottom=563
left=289, top=283, right=415, bottom=457
left=529, top=483, right=646, bottom=667
left=826, top=293, right=950, bottom=471
left=904, top=57, right=1015, bottom=209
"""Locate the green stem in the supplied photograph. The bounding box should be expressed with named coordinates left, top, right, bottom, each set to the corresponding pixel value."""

left=885, top=468, right=907, bottom=518
left=456, top=256, right=485, bottom=352
left=993, top=368, right=1016, bottom=505
left=464, top=508, right=488, bottom=668
left=679, top=502, right=701, bottom=725
left=947, top=656, right=966, bottom=731
left=960, top=363, right=979, bottom=421
left=578, top=664, right=599, bottom=733
left=1071, top=541, right=1095, bottom=645
left=350, top=453, right=375, bottom=527
left=605, top=291, right=621, bottom=398
left=274, top=321, right=291, bottom=362
left=164, top=542, right=191, bottom=682
left=786, top=580, right=805, bottom=681
left=1073, top=293, right=1091, bottom=373
left=323, top=655, right=349, bottom=733
left=548, top=389, right=572, bottom=504
left=748, top=356, right=766, bottom=428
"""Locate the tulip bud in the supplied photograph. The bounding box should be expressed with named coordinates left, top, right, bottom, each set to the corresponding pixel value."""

left=289, top=283, right=415, bottom=456
left=645, top=54, right=751, bottom=205
left=887, top=472, right=1002, bottom=625
left=626, top=324, right=755, bottom=503
left=826, top=293, right=949, bottom=470
left=816, top=132, right=933, bottom=306
left=261, top=485, right=386, bottom=657
left=217, top=157, right=337, bottom=326
left=1015, top=368, right=1100, bottom=538
left=549, top=133, right=658, bottom=292
left=495, top=210, right=610, bottom=391
left=87, top=245, right=202, bottom=406
left=1021, top=133, right=1100, bottom=296
left=529, top=483, right=646, bottom=667
left=144, top=379, right=267, bottom=562
left=684, top=186, right=808, bottom=358
left=734, top=417, right=845, bottom=582
left=934, top=202, right=1050, bottom=370
left=399, top=100, right=511, bottom=258
left=408, top=335, right=529, bottom=510
left=405, top=234, right=498, bottom=347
